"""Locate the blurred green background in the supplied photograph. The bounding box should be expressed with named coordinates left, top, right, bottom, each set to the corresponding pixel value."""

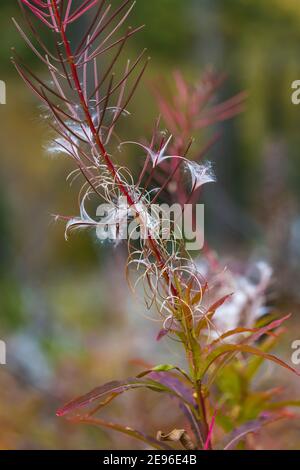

left=1, top=0, right=300, bottom=449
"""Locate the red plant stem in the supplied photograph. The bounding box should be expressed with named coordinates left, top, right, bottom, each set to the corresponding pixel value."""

left=50, top=0, right=178, bottom=296
left=51, top=1, right=119, bottom=186
left=47, top=3, right=208, bottom=448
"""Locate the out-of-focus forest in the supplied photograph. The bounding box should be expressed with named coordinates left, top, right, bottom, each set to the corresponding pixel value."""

left=1, top=0, right=300, bottom=449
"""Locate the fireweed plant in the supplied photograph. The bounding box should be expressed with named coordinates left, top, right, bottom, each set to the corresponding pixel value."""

left=14, top=0, right=300, bottom=450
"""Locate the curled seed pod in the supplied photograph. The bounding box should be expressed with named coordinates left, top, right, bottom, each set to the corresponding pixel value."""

left=157, top=429, right=196, bottom=450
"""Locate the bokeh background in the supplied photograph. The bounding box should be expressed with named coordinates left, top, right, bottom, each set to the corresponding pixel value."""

left=1, top=0, right=300, bottom=449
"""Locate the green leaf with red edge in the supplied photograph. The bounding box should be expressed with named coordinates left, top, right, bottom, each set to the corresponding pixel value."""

left=205, top=320, right=288, bottom=384
left=245, top=330, right=284, bottom=380
left=137, top=364, right=191, bottom=383
left=197, top=343, right=300, bottom=381
left=56, top=377, right=193, bottom=417
left=207, top=314, right=291, bottom=352
left=255, top=311, right=280, bottom=328
left=241, top=314, right=291, bottom=345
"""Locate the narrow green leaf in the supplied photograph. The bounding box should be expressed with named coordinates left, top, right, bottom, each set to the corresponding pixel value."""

left=57, top=377, right=193, bottom=417
left=198, top=344, right=300, bottom=381
left=137, top=364, right=191, bottom=383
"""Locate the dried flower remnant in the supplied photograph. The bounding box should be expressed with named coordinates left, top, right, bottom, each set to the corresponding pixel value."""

left=121, top=134, right=176, bottom=168
left=157, top=429, right=196, bottom=451
left=14, top=0, right=299, bottom=451
left=185, top=160, right=216, bottom=191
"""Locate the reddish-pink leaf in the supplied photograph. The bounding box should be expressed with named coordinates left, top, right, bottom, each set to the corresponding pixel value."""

left=200, top=343, right=300, bottom=380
